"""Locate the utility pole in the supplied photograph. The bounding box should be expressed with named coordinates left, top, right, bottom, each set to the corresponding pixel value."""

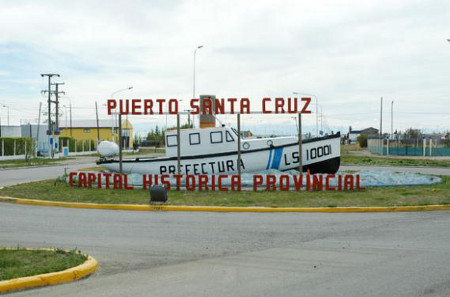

left=95, top=101, right=100, bottom=142
left=391, top=101, right=394, bottom=139
left=1, top=105, right=9, bottom=126
left=320, top=107, right=323, bottom=134
left=292, top=91, right=303, bottom=173
left=184, top=109, right=192, bottom=127
left=40, top=74, right=60, bottom=158
left=298, top=111, right=302, bottom=173
left=193, top=45, right=204, bottom=128
left=237, top=113, right=241, bottom=176
left=380, top=97, right=383, bottom=155
left=36, top=102, right=42, bottom=157
left=177, top=114, right=181, bottom=174
left=52, top=82, right=65, bottom=135
left=119, top=112, right=123, bottom=174
left=119, top=113, right=123, bottom=174
left=316, top=98, right=318, bottom=136
left=70, top=103, right=72, bottom=137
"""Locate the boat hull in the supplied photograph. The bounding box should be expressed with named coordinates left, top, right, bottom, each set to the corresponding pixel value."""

left=97, top=134, right=341, bottom=175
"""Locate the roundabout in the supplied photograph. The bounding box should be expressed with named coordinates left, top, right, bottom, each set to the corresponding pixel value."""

left=0, top=163, right=449, bottom=296
left=1, top=202, right=450, bottom=297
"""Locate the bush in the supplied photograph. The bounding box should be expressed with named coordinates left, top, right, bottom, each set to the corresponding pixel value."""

left=59, top=137, right=96, bottom=152
left=0, top=137, right=34, bottom=157
left=357, top=134, right=368, bottom=148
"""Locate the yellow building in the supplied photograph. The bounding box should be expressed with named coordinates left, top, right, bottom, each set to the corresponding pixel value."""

left=60, top=119, right=133, bottom=148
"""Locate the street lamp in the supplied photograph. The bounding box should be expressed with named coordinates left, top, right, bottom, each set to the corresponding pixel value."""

left=193, top=45, right=204, bottom=99
left=292, top=92, right=319, bottom=137
left=110, top=86, right=133, bottom=175
left=62, top=95, right=73, bottom=137
left=111, top=86, right=133, bottom=99
left=292, top=92, right=303, bottom=173
left=62, top=105, right=68, bottom=126
left=184, top=109, right=194, bottom=127
left=110, top=86, right=133, bottom=133
left=291, top=116, right=298, bottom=133
left=1, top=105, right=9, bottom=126
left=193, top=45, right=204, bottom=128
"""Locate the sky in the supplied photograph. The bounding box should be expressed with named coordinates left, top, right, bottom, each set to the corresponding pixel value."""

left=0, top=0, right=449, bottom=136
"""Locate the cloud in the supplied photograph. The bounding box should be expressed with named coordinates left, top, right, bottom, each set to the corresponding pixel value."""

left=0, top=0, right=449, bottom=133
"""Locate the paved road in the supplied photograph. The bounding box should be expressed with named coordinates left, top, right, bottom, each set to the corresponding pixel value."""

left=1, top=204, right=450, bottom=297
left=0, top=161, right=96, bottom=187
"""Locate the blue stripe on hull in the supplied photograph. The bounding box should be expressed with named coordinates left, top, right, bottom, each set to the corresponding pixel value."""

left=271, top=147, right=283, bottom=169
left=266, top=149, right=273, bottom=169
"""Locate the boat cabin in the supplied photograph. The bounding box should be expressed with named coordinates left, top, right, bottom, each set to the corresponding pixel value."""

left=165, top=126, right=240, bottom=157
left=165, top=126, right=298, bottom=157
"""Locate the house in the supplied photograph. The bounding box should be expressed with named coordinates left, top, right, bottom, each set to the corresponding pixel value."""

left=0, top=125, right=22, bottom=137
left=0, top=124, right=50, bottom=155
left=59, top=119, right=133, bottom=149
left=348, top=127, right=379, bottom=144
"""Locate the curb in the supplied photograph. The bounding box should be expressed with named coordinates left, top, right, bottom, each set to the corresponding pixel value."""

left=0, top=249, right=98, bottom=293
left=1, top=196, right=450, bottom=213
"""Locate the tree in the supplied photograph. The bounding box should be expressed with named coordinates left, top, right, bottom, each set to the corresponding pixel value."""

left=133, top=133, right=142, bottom=151
left=404, top=128, right=421, bottom=140
left=357, top=134, right=368, bottom=147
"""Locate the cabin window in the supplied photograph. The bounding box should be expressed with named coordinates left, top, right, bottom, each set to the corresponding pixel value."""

left=166, top=135, right=178, bottom=147
left=83, top=129, right=90, bottom=133
left=210, top=131, right=223, bottom=144
left=189, top=133, right=201, bottom=145
left=226, top=131, right=234, bottom=142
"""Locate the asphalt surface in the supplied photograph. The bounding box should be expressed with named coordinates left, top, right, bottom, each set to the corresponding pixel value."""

left=1, top=204, right=450, bottom=297
left=0, top=159, right=96, bottom=186
left=1, top=162, right=449, bottom=296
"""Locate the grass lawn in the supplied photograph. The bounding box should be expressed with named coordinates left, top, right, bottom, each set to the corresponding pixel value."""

left=0, top=177, right=448, bottom=208
left=340, top=145, right=450, bottom=167
left=0, top=248, right=87, bottom=281
left=340, top=154, right=450, bottom=167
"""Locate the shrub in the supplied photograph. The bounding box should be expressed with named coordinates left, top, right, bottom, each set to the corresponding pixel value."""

left=59, top=137, right=96, bottom=152
left=0, top=137, right=34, bottom=157
left=357, top=134, right=368, bottom=148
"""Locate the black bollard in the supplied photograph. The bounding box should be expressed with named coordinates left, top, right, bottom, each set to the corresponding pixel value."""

left=150, top=185, right=168, bottom=203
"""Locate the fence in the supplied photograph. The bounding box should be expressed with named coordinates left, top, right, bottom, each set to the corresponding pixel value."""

left=35, top=137, right=98, bottom=157
left=58, top=137, right=97, bottom=154
left=368, top=137, right=450, bottom=156
left=0, top=137, right=34, bottom=158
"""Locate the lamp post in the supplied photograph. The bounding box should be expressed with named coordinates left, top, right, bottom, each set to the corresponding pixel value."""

left=63, top=105, right=68, bottom=126
left=111, top=86, right=133, bottom=175
left=111, top=86, right=133, bottom=128
left=184, top=109, right=194, bottom=127
left=193, top=45, right=204, bottom=100
left=291, top=92, right=319, bottom=136
left=110, top=86, right=133, bottom=137
left=1, top=105, right=9, bottom=126
left=291, top=116, right=298, bottom=133
left=111, top=86, right=133, bottom=98
left=193, top=45, right=204, bottom=128
left=293, top=92, right=303, bottom=173
left=317, top=104, right=323, bottom=135
left=391, top=101, right=394, bottom=139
